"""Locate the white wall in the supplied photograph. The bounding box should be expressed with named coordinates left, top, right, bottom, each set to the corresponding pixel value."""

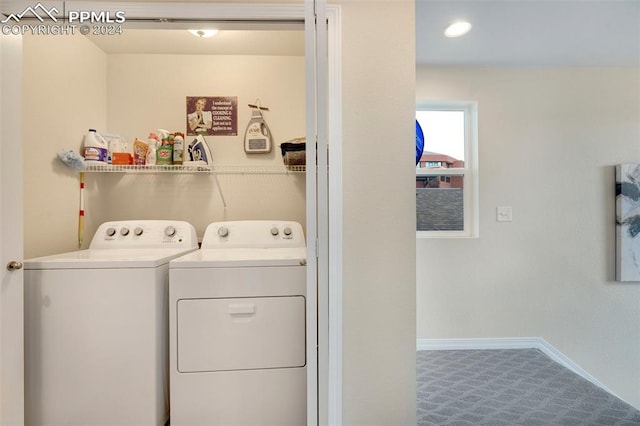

left=338, top=1, right=417, bottom=424
left=100, top=53, right=306, bottom=239
left=416, top=65, right=640, bottom=409
left=23, top=33, right=107, bottom=258
left=23, top=41, right=306, bottom=252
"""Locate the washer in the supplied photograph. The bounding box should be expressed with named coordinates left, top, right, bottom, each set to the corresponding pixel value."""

left=169, top=220, right=307, bottom=426
left=24, top=220, right=198, bottom=426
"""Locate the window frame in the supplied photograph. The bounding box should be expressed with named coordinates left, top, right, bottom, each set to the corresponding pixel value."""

left=416, top=100, right=479, bottom=238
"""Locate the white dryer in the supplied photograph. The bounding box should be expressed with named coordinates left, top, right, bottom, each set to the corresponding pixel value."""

left=169, top=220, right=307, bottom=426
left=24, top=220, right=198, bottom=426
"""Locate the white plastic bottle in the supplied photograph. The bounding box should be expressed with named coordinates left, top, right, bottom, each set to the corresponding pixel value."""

left=146, top=132, right=158, bottom=166
left=173, top=132, right=184, bottom=165
left=83, top=129, right=108, bottom=163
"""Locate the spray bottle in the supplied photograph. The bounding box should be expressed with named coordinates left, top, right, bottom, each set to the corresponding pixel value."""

left=146, top=132, right=159, bottom=166
left=156, top=130, right=173, bottom=165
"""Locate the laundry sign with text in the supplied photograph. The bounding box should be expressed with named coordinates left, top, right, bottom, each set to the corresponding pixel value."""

left=186, top=96, right=238, bottom=136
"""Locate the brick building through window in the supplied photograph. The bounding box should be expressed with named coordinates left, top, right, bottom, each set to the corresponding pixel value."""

left=416, top=151, right=464, bottom=189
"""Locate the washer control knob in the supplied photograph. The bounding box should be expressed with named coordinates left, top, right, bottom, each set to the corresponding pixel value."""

left=271, top=227, right=279, bottom=236
left=120, top=227, right=130, bottom=236
left=106, top=227, right=116, bottom=237
left=134, top=227, right=144, bottom=236
left=218, top=226, right=229, bottom=237
left=164, top=226, right=176, bottom=237
left=283, top=226, right=292, bottom=236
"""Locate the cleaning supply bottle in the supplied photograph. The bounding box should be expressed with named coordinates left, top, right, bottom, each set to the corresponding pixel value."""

left=82, top=129, right=108, bottom=163
left=244, top=107, right=272, bottom=154
left=146, top=132, right=158, bottom=166
left=133, top=138, right=148, bottom=165
left=156, top=133, right=174, bottom=165
left=173, top=132, right=184, bottom=165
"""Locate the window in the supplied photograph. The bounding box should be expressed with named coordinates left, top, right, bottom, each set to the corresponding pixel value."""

left=416, top=101, right=478, bottom=237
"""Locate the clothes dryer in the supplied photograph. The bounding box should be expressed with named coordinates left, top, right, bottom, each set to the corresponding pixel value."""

left=24, top=220, right=198, bottom=426
left=169, top=220, right=307, bottom=426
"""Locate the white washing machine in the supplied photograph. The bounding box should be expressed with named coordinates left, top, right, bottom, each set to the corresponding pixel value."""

left=169, top=220, right=307, bottom=426
left=24, top=220, right=198, bottom=426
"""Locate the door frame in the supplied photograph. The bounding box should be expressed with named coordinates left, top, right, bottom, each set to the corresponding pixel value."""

left=0, top=32, right=25, bottom=425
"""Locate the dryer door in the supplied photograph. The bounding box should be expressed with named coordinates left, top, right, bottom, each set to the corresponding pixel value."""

left=177, top=296, right=306, bottom=373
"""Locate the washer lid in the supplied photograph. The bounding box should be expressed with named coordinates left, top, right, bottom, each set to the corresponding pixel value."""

left=170, top=247, right=307, bottom=268
left=24, top=248, right=198, bottom=270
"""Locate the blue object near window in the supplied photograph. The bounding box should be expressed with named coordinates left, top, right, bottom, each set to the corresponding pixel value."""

left=416, top=120, right=424, bottom=165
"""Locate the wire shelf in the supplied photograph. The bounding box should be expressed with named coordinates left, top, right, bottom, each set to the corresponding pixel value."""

left=81, top=164, right=306, bottom=174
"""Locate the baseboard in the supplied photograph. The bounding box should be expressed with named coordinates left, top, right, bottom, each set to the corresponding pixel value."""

left=416, top=337, right=629, bottom=407
left=417, top=337, right=542, bottom=351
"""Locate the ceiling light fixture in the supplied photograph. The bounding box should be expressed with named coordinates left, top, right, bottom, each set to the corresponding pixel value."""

left=444, top=21, right=472, bottom=38
left=188, top=29, right=218, bottom=38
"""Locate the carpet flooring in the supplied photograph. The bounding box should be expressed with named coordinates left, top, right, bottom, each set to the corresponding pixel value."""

left=417, top=349, right=640, bottom=425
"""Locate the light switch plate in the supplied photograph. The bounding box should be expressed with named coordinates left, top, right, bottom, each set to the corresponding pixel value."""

left=497, top=206, right=513, bottom=222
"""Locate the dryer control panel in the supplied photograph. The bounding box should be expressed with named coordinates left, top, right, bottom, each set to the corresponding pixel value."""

left=90, top=220, right=198, bottom=249
left=201, top=220, right=305, bottom=249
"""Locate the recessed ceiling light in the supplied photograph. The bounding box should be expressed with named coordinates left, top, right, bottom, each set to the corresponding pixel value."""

left=188, top=29, right=218, bottom=38
left=444, top=21, right=472, bottom=38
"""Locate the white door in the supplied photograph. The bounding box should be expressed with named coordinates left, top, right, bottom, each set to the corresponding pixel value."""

left=306, top=2, right=343, bottom=425
left=0, top=33, right=25, bottom=425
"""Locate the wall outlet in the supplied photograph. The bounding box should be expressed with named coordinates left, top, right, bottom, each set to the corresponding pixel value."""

left=497, top=206, right=513, bottom=222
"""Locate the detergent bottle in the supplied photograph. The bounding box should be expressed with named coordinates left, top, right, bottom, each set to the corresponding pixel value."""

left=83, top=129, right=108, bottom=164
left=243, top=108, right=272, bottom=154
